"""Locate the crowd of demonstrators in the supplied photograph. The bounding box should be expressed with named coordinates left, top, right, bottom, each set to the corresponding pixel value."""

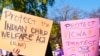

left=1, top=43, right=100, bottom=56
left=52, top=43, right=64, bottom=56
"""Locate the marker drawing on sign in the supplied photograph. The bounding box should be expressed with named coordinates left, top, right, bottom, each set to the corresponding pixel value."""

left=60, top=18, right=99, bottom=56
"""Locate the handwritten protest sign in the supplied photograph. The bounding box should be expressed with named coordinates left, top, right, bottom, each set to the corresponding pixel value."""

left=0, top=8, right=53, bottom=56
left=60, top=18, right=99, bottom=56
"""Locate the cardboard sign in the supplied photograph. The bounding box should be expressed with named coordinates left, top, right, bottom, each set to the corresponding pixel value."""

left=0, top=8, right=53, bottom=56
left=60, top=18, right=99, bottom=56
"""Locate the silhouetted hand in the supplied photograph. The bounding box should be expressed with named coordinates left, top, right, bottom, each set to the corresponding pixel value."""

left=12, top=48, right=20, bottom=56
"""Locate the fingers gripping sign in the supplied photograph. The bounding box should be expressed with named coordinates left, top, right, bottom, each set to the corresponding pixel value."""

left=12, top=48, right=20, bottom=56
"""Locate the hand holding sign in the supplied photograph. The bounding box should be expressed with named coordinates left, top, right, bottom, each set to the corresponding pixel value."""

left=0, top=8, right=53, bottom=56
left=12, top=48, right=20, bottom=56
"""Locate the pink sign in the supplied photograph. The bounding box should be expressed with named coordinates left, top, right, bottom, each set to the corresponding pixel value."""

left=60, top=18, right=99, bottom=56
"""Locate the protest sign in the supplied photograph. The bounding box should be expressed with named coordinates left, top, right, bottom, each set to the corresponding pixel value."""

left=0, top=8, right=53, bottom=56
left=60, top=18, right=99, bottom=56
